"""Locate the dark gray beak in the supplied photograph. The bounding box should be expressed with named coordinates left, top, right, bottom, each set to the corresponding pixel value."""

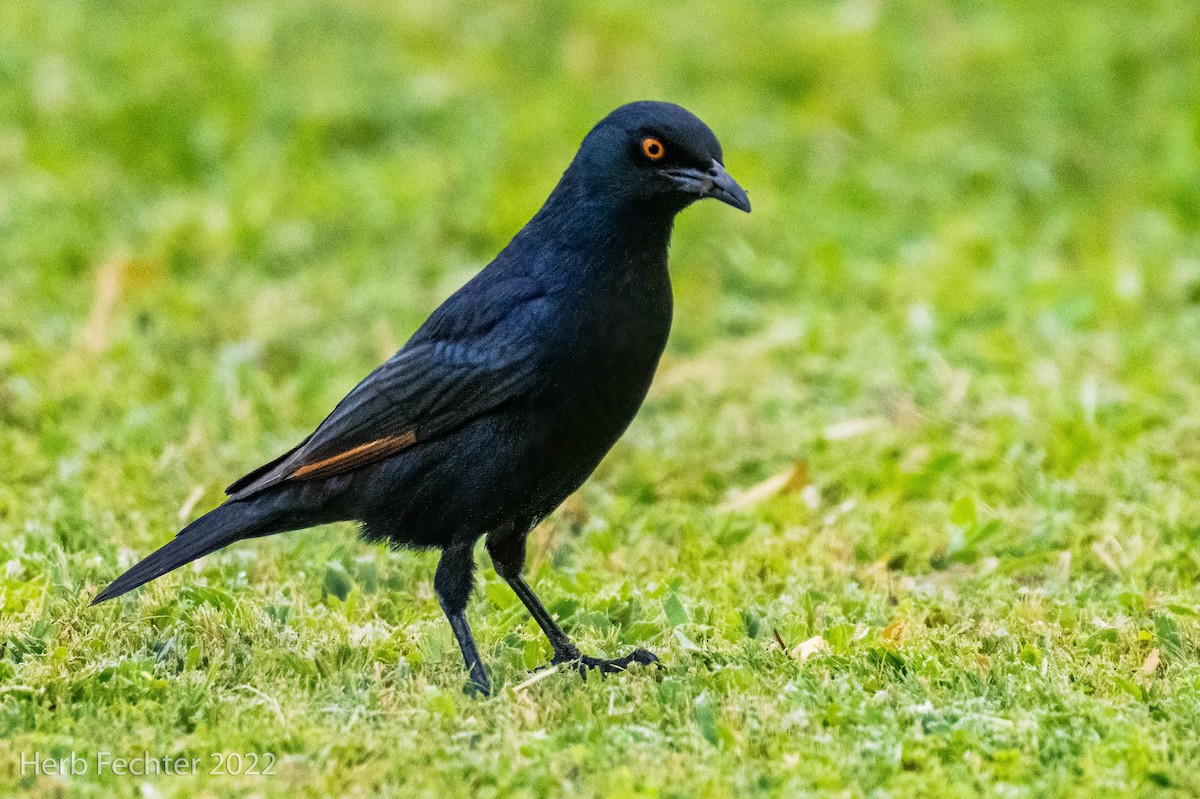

left=667, top=160, right=751, bottom=212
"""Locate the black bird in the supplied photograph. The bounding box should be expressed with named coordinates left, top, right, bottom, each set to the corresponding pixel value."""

left=92, top=101, right=749, bottom=695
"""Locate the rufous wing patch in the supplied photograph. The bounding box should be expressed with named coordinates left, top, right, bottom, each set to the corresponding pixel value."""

left=289, top=430, right=417, bottom=480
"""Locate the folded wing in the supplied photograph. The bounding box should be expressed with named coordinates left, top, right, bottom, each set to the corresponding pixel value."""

left=225, top=279, right=548, bottom=500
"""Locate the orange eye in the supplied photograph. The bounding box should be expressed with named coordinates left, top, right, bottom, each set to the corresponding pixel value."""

left=641, top=137, right=665, bottom=161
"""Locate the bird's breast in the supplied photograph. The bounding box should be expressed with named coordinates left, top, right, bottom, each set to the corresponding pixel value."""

left=519, top=264, right=673, bottom=473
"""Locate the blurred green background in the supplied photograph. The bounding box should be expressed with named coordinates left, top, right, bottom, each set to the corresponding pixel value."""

left=2, top=1, right=1200, bottom=797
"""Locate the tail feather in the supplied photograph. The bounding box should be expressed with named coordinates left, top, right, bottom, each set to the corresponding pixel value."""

left=92, top=501, right=272, bottom=605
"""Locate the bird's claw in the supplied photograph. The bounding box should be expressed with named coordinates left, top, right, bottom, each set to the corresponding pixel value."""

left=547, top=647, right=661, bottom=676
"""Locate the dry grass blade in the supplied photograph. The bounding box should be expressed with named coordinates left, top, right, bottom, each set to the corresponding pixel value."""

left=512, top=665, right=562, bottom=692
left=178, top=485, right=206, bottom=522
left=823, top=417, right=885, bottom=441
left=789, top=635, right=828, bottom=661
left=720, top=460, right=809, bottom=512
left=82, top=255, right=129, bottom=354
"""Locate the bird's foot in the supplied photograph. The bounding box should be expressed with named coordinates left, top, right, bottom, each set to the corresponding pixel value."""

left=463, top=667, right=493, bottom=698
left=549, top=647, right=660, bottom=675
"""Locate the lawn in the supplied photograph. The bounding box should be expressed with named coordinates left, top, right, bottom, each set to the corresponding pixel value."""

left=3, top=0, right=1200, bottom=796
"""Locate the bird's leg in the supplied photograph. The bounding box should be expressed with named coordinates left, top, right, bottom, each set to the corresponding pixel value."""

left=486, top=535, right=659, bottom=676
left=506, top=573, right=659, bottom=673
left=434, top=543, right=491, bottom=697
left=504, top=571, right=580, bottom=660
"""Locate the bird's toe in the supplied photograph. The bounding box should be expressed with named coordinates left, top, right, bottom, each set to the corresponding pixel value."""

left=629, top=648, right=660, bottom=667
left=547, top=648, right=661, bottom=676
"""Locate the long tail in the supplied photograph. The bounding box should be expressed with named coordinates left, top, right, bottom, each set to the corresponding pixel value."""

left=91, top=500, right=280, bottom=605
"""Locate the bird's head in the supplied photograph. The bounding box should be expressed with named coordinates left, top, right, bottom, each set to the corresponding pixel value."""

left=566, top=101, right=750, bottom=216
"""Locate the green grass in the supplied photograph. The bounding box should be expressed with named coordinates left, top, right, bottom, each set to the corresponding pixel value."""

left=3, top=0, right=1200, bottom=796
